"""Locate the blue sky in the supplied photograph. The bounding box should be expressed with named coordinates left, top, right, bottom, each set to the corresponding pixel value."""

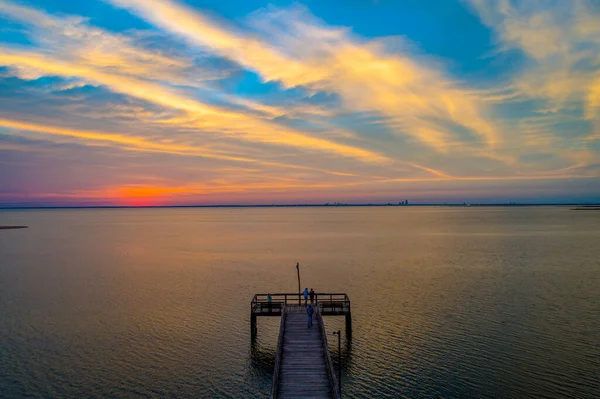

left=0, top=0, right=599, bottom=206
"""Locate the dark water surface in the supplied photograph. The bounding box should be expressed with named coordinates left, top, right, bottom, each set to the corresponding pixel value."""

left=1, top=207, right=599, bottom=398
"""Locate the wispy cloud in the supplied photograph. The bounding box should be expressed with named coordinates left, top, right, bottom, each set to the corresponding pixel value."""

left=0, top=118, right=398, bottom=182
left=0, top=0, right=222, bottom=85
left=468, top=0, right=600, bottom=117
left=0, top=47, right=386, bottom=163
left=107, top=0, right=503, bottom=155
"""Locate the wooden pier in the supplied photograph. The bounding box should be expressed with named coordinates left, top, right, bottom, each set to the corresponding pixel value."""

left=251, top=293, right=351, bottom=399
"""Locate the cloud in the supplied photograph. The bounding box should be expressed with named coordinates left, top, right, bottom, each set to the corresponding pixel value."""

left=0, top=47, right=387, bottom=163
left=106, top=0, right=502, bottom=154
left=468, top=0, right=600, bottom=118
left=0, top=117, right=248, bottom=160
left=0, top=117, right=408, bottom=188
left=0, top=0, right=223, bottom=85
left=465, top=0, right=600, bottom=177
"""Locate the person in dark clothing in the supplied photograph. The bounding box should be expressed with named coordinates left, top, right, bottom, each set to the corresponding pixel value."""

left=309, top=288, right=315, bottom=304
left=307, top=304, right=314, bottom=328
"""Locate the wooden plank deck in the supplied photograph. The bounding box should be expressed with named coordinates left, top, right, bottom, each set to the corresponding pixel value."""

left=276, top=311, right=332, bottom=399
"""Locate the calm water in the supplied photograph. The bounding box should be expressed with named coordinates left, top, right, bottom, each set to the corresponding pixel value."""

left=1, top=207, right=599, bottom=398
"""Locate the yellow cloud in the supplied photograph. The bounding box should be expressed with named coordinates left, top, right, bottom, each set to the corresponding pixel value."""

left=108, top=0, right=330, bottom=88
left=0, top=48, right=387, bottom=163
left=0, top=117, right=252, bottom=162
left=0, top=0, right=211, bottom=84
left=107, top=0, right=501, bottom=153
left=0, top=118, right=401, bottom=184
left=588, top=75, right=600, bottom=118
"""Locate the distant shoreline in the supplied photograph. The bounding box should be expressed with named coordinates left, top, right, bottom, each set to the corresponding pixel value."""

left=0, top=226, right=28, bottom=229
left=0, top=204, right=598, bottom=210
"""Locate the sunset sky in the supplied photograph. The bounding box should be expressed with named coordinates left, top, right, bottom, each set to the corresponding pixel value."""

left=1, top=0, right=599, bottom=206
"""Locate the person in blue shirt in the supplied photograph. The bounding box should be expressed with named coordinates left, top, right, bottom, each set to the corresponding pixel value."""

left=307, top=304, right=314, bottom=328
left=303, top=287, right=309, bottom=306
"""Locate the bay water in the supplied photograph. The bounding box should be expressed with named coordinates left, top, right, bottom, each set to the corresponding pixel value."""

left=1, top=207, right=598, bottom=398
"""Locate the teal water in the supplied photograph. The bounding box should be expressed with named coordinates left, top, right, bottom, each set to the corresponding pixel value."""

left=1, top=207, right=599, bottom=398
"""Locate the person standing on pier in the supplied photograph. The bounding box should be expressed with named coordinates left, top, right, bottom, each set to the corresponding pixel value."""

left=309, top=288, right=315, bottom=304
left=303, top=288, right=309, bottom=306
left=307, top=304, right=314, bottom=328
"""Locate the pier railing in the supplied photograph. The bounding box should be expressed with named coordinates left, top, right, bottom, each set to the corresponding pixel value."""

left=270, top=304, right=286, bottom=399
left=317, top=308, right=342, bottom=399
left=251, top=293, right=350, bottom=316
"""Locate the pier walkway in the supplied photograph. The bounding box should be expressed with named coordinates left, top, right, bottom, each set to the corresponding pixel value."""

left=251, top=293, right=350, bottom=399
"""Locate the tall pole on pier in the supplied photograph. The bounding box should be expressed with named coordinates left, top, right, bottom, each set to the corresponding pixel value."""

left=296, top=262, right=301, bottom=305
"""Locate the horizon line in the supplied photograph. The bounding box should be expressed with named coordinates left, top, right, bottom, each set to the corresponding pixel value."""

left=1, top=202, right=600, bottom=210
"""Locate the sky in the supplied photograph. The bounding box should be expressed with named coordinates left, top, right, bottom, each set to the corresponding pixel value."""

left=0, top=0, right=599, bottom=206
